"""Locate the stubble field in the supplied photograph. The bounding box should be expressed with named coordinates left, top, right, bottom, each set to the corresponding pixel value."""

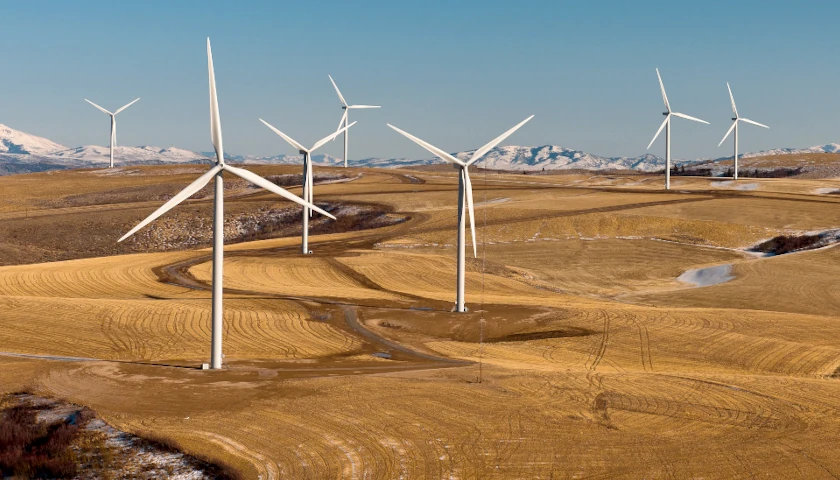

left=1, top=159, right=839, bottom=478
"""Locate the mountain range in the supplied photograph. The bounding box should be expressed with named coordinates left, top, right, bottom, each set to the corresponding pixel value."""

left=0, top=123, right=837, bottom=176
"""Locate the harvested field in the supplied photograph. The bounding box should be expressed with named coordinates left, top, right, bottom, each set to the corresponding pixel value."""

left=0, top=165, right=839, bottom=478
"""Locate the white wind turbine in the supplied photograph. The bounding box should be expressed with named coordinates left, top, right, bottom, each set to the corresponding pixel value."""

left=118, top=38, right=335, bottom=370
left=328, top=75, right=380, bottom=168
left=718, top=83, right=769, bottom=180
left=647, top=68, right=709, bottom=189
left=258, top=119, right=356, bottom=254
left=388, top=115, right=534, bottom=312
left=84, top=97, right=140, bottom=168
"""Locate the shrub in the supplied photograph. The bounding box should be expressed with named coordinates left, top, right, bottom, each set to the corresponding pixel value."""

left=0, top=400, right=80, bottom=479
left=750, top=234, right=823, bottom=255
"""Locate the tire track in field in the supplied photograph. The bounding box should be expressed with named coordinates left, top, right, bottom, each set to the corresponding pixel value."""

left=194, top=431, right=280, bottom=480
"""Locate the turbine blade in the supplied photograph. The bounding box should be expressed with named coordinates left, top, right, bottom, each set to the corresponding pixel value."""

left=85, top=99, right=113, bottom=116
left=740, top=118, right=769, bottom=129
left=114, top=98, right=140, bottom=115
left=386, top=124, right=465, bottom=166
left=348, top=105, right=381, bottom=109
left=727, top=82, right=738, bottom=117
left=335, top=110, right=348, bottom=136
left=118, top=165, right=222, bottom=242
left=467, top=115, right=534, bottom=166
left=656, top=68, right=670, bottom=112
left=463, top=169, right=477, bottom=258
left=647, top=115, right=670, bottom=149
left=225, top=164, right=336, bottom=220
left=328, top=75, right=348, bottom=106
left=672, top=112, right=710, bottom=124
left=718, top=121, right=737, bottom=147
left=311, top=121, right=357, bottom=152
left=207, top=38, right=224, bottom=163
left=259, top=118, right=308, bottom=153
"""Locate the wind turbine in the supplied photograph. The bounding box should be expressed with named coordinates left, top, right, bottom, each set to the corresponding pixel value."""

left=117, top=38, right=335, bottom=370
left=388, top=115, right=534, bottom=312
left=646, top=68, right=709, bottom=189
left=258, top=119, right=356, bottom=254
left=328, top=75, right=380, bottom=168
left=718, top=83, right=769, bottom=180
left=84, top=97, right=140, bottom=168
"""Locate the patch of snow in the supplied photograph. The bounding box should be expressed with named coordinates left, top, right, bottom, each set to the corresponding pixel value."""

left=677, top=264, right=735, bottom=287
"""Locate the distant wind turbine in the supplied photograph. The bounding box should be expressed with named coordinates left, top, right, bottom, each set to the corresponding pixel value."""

left=259, top=119, right=356, bottom=254
left=118, top=38, right=335, bottom=370
left=328, top=75, right=380, bottom=168
left=388, top=115, right=534, bottom=312
left=646, top=68, right=709, bottom=189
left=84, top=97, right=140, bottom=168
left=718, top=83, right=769, bottom=180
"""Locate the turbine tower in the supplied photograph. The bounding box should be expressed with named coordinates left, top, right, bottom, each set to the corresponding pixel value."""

left=388, top=115, right=533, bottom=312
left=118, top=39, right=335, bottom=370
left=259, top=119, right=356, bottom=254
left=646, top=68, right=709, bottom=190
left=718, top=83, right=769, bottom=180
left=328, top=75, right=380, bottom=168
left=85, top=97, right=140, bottom=168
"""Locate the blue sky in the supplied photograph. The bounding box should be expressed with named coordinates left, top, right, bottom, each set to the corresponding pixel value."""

left=2, top=1, right=838, bottom=160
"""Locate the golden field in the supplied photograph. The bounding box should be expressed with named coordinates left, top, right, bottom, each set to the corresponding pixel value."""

left=1, top=162, right=839, bottom=478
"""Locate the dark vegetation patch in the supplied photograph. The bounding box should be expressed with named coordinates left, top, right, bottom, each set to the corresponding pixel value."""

left=487, top=327, right=596, bottom=343
left=263, top=172, right=351, bottom=187
left=670, top=166, right=713, bottom=177
left=0, top=201, right=406, bottom=266
left=234, top=203, right=407, bottom=244
left=750, top=233, right=825, bottom=255
left=308, top=204, right=408, bottom=237
left=0, top=396, right=93, bottom=478
left=0, top=393, right=241, bottom=479
left=671, top=165, right=805, bottom=178
left=735, top=167, right=804, bottom=178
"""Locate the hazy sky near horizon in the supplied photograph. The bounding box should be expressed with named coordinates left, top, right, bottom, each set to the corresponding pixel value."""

left=2, top=1, right=838, bottom=160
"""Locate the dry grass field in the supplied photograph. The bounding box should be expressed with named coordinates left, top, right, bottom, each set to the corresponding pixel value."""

left=1, top=162, right=840, bottom=478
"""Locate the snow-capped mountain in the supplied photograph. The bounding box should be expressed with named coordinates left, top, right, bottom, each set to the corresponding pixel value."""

left=453, top=146, right=671, bottom=172
left=2, top=123, right=840, bottom=176
left=0, top=124, right=67, bottom=155
left=51, top=145, right=208, bottom=164
left=217, top=147, right=673, bottom=171
left=0, top=124, right=211, bottom=175
left=211, top=152, right=430, bottom=169
left=741, top=144, right=840, bottom=158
